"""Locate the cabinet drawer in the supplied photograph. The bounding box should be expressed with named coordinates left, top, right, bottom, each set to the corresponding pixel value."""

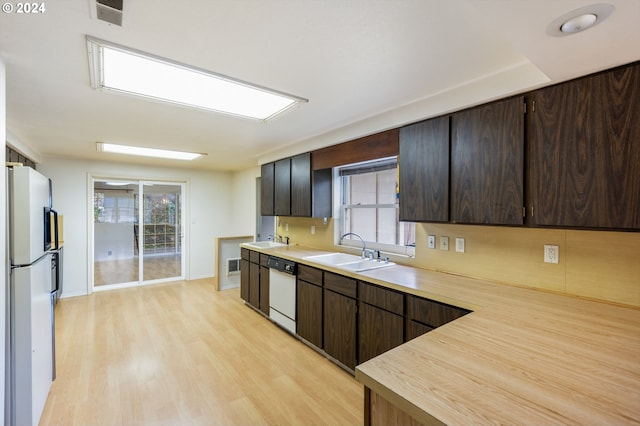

left=241, top=248, right=250, bottom=260
left=324, top=272, right=357, bottom=299
left=407, top=296, right=469, bottom=328
left=298, top=264, right=323, bottom=286
left=259, top=253, right=270, bottom=267
left=249, top=250, right=260, bottom=264
left=359, top=282, right=404, bottom=315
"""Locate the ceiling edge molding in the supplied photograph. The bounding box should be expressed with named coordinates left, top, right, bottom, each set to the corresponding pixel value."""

left=258, top=60, right=549, bottom=166
left=6, top=131, right=43, bottom=164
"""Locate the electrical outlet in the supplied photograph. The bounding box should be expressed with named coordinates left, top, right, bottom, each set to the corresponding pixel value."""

left=440, top=236, right=449, bottom=251
left=310, top=225, right=316, bottom=235
left=544, top=245, right=559, bottom=264
left=285, top=223, right=289, bottom=231
left=455, top=237, right=465, bottom=253
left=427, top=235, right=436, bottom=249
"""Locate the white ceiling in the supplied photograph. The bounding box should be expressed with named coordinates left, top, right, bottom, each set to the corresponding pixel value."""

left=1, top=0, right=638, bottom=171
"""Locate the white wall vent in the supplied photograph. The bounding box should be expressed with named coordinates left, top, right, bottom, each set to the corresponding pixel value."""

left=226, top=257, right=241, bottom=276
left=95, top=0, right=123, bottom=26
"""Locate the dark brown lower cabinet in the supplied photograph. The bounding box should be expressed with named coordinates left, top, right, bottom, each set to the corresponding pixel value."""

left=248, top=262, right=260, bottom=308
left=297, top=279, right=323, bottom=348
left=324, top=288, right=357, bottom=370
left=405, top=320, right=434, bottom=341
left=406, top=295, right=470, bottom=341
left=240, top=258, right=249, bottom=302
left=259, top=266, right=270, bottom=316
left=358, top=303, right=404, bottom=364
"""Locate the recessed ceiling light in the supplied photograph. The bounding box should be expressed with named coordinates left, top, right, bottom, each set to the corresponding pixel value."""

left=561, top=13, right=598, bottom=34
left=547, top=3, right=614, bottom=37
left=97, top=142, right=205, bottom=161
left=86, top=36, right=308, bottom=121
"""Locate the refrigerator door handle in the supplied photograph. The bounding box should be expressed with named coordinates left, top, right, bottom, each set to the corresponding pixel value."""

left=51, top=209, right=59, bottom=250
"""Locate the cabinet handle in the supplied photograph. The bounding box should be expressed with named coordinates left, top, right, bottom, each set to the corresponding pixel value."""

left=531, top=206, right=534, bottom=216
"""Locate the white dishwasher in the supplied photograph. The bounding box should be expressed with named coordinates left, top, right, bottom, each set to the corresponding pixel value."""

left=267, top=256, right=297, bottom=334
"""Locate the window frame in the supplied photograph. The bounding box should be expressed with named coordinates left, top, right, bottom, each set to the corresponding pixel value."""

left=334, top=157, right=416, bottom=258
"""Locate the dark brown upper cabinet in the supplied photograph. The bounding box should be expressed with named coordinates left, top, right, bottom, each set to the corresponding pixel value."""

left=527, top=62, right=640, bottom=230
left=262, top=153, right=332, bottom=218
left=260, top=162, right=275, bottom=216
left=451, top=96, right=525, bottom=225
left=291, top=153, right=311, bottom=217
left=274, top=158, right=291, bottom=216
left=399, top=116, right=450, bottom=222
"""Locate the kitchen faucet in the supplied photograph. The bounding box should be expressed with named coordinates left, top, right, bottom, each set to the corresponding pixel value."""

left=340, top=232, right=367, bottom=258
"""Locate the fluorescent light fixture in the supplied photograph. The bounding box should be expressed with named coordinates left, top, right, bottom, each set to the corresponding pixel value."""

left=86, top=36, right=308, bottom=120
left=97, top=142, right=204, bottom=161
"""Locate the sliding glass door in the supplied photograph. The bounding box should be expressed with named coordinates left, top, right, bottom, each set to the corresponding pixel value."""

left=93, top=179, right=185, bottom=290
left=141, top=182, right=183, bottom=282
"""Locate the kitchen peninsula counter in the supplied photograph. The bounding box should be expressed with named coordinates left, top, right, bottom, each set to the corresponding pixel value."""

left=241, top=243, right=640, bottom=424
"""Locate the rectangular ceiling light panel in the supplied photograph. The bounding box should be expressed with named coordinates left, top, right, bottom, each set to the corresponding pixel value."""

left=87, top=37, right=307, bottom=120
left=97, top=142, right=203, bottom=161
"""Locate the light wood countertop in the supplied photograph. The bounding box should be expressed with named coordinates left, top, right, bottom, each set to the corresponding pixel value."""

left=241, top=243, right=640, bottom=424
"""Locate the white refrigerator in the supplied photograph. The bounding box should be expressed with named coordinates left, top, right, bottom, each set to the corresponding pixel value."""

left=5, top=166, right=55, bottom=426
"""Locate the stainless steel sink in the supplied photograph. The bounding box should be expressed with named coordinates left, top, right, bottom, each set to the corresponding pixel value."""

left=244, top=241, right=287, bottom=249
left=303, top=252, right=395, bottom=272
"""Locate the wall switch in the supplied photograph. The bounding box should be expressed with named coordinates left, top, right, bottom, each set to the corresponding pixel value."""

left=311, top=225, right=316, bottom=235
left=455, top=238, right=465, bottom=253
left=440, top=236, right=449, bottom=251
left=544, top=245, right=559, bottom=264
left=285, top=223, right=289, bottom=231
left=427, top=235, right=436, bottom=249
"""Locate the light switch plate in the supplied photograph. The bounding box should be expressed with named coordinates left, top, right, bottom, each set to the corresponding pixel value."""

left=455, top=237, right=465, bottom=253
left=427, top=235, right=436, bottom=249
left=440, top=236, right=449, bottom=251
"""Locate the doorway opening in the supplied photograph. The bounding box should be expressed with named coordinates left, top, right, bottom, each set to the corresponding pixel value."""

left=91, top=179, right=185, bottom=290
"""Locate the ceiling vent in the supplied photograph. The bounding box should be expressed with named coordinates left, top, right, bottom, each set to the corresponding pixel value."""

left=96, top=0, right=123, bottom=26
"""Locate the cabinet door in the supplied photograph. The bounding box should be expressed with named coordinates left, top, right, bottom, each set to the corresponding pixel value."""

left=291, top=153, right=312, bottom=217
left=528, top=63, right=640, bottom=229
left=260, top=162, right=275, bottom=216
left=358, top=303, right=404, bottom=364
left=312, top=168, right=333, bottom=218
left=405, top=320, right=434, bottom=342
left=324, top=289, right=357, bottom=370
left=274, top=158, right=291, bottom=216
left=240, top=259, right=249, bottom=302
left=248, top=262, right=260, bottom=308
left=406, top=295, right=469, bottom=328
left=259, top=266, right=270, bottom=316
left=451, top=96, right=525, bottom=225
left=399, top=116, right=450, bottom=222
left=297, top=279, right=323, bottom=348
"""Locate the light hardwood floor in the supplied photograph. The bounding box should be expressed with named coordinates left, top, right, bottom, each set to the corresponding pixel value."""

left=41, top=279, right=363, bottom=425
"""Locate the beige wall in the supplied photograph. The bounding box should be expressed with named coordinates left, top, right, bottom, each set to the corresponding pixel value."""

left=281, top=217, right=640, bottom=308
